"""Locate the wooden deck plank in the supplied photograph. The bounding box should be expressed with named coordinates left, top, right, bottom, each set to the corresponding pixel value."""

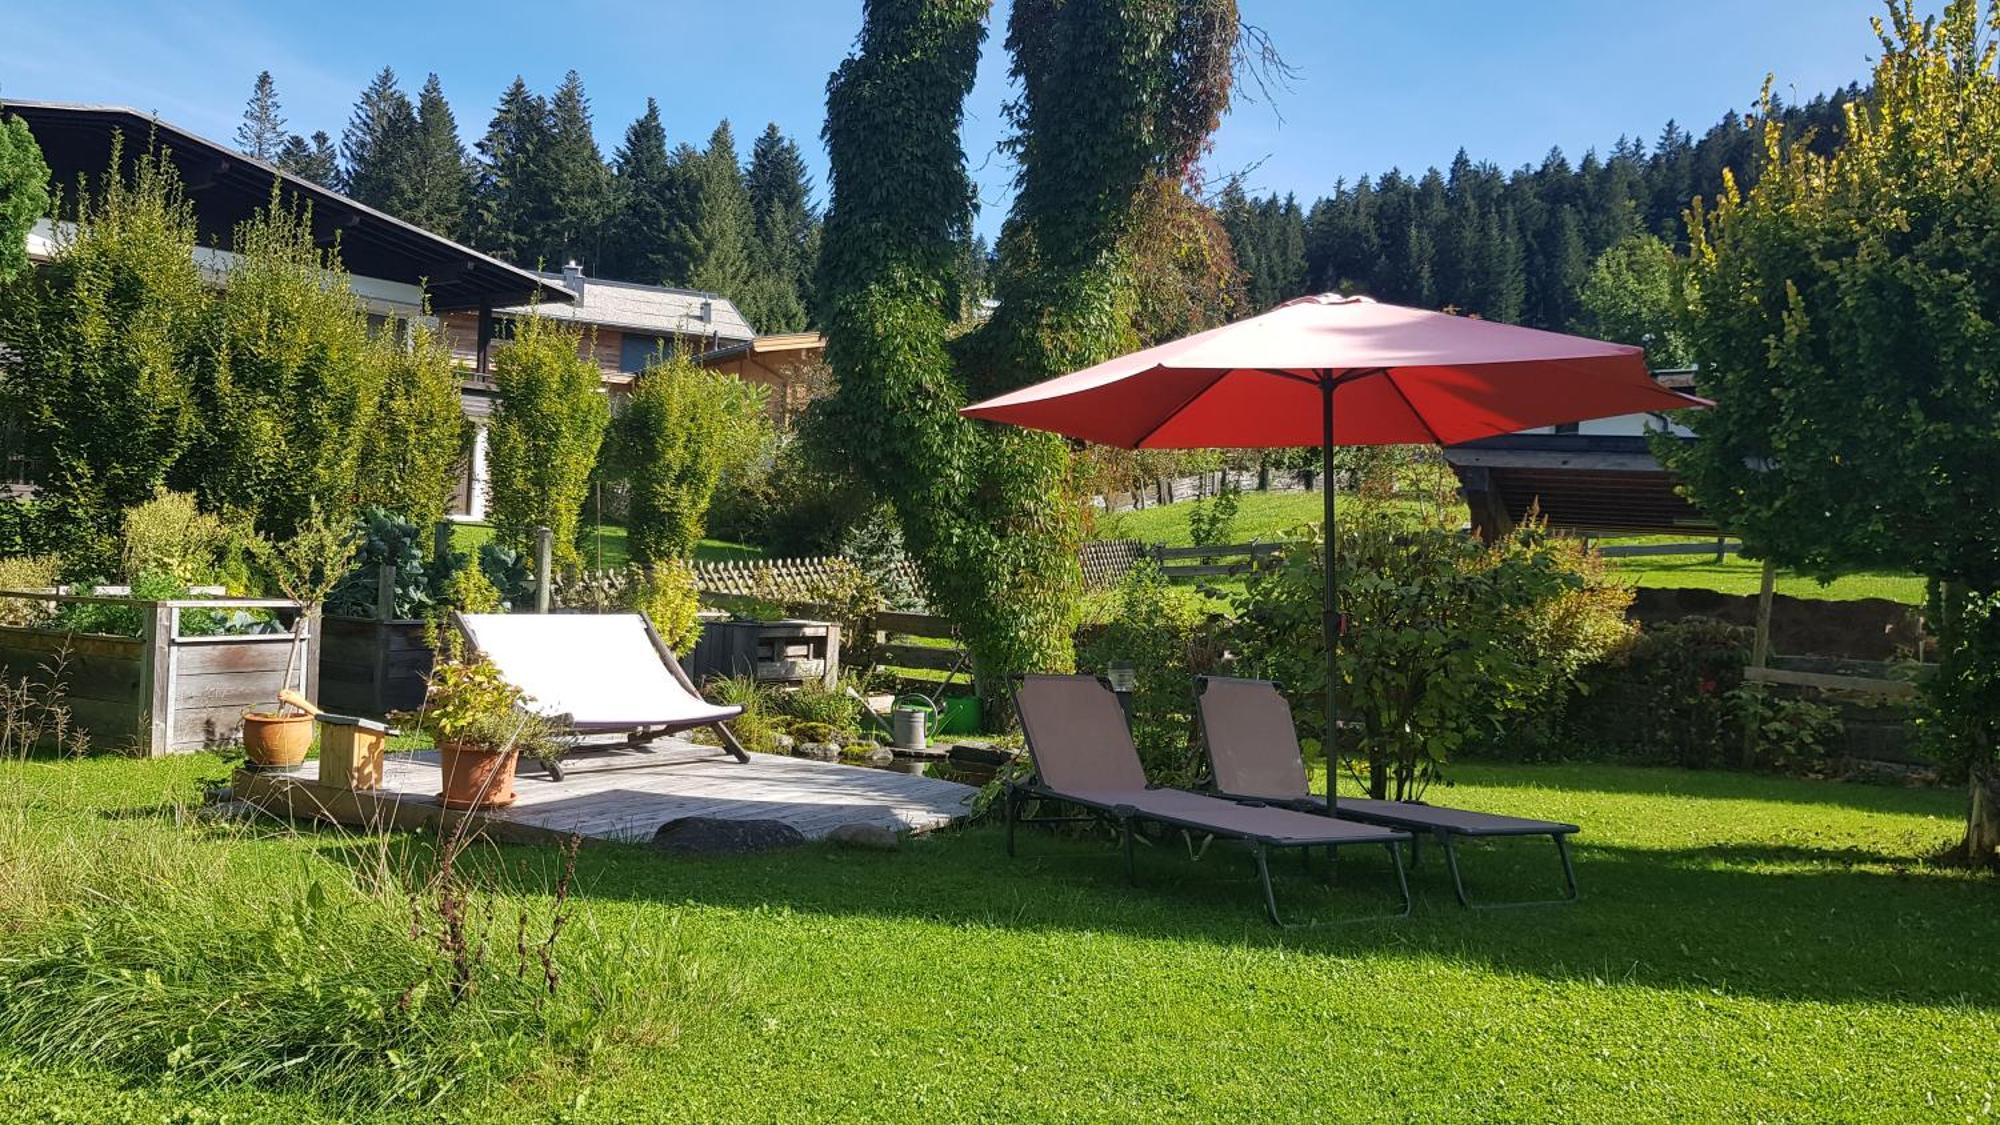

left=245, top=736, right=977, bottom=845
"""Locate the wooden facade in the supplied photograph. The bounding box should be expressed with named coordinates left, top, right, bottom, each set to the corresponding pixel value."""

left=696, top=333, right=827, bottom=426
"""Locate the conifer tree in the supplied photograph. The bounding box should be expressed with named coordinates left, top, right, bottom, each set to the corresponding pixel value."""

left=674, top=121, right=756, bottom=302
left=605, top=98, right=675, bottom=284
left=469, top=77, right=550, bottom=264
left=340, top=67, right=416, bottom=206
left=390, top=73, right=472, bottom=239
left=236, top=71, right=287, bottom=161
left=538, top=70, right=611, bottom=269
left=276, top=130, right=339, bottom=186
left=745, top=122, right=816, bottom=329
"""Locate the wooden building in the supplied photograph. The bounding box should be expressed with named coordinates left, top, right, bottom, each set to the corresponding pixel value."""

left=696, top=332, right=827, bottom=426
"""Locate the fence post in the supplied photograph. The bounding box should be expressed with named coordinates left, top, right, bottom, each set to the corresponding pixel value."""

left=433, top=520, right=453, bottom=562
left=376, top=564, right=397, bottom=622
left=1714, top=536, right=1727, bottom=564
left=534, top=526, right=553, bottom=614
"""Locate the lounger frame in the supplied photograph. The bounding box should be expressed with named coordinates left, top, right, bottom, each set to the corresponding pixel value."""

left=1195, top=676, right=1580, bottom=910
left=453, top=611, right=750, bottom=780
left=1006, top=676, right=1411, bottom=927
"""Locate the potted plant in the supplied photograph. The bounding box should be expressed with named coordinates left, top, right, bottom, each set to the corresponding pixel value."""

left=404, top=654, right=569, bottom=810
left=241, top=504, right=359, bottom=768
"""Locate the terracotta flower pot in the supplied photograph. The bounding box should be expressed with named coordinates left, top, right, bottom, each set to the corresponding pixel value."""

left=241, top=710, right=315, bottom=768
left=437, top=743, right=521, bottom=810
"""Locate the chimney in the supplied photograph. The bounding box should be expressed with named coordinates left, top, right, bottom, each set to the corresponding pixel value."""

left=561, top=260, right=586, bottom=297
left=698, top=298, right=713, bottom=324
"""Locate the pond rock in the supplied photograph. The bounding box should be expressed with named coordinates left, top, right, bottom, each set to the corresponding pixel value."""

left=771, top=733, right=796, bottom=753
left=793, top=742, right=841, bottom=762
left=854, top=746, right=895, bottom=766
left=651, top=816, right=806, bottom=856
left=826, top=822, right=902, bottom=851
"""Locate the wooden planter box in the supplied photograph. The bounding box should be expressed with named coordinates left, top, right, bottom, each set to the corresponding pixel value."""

left=319, top=615, right=433, bottom=719
left=688, top=619, right=841, bottom=688
left=0, top=592, right=315, bottom=757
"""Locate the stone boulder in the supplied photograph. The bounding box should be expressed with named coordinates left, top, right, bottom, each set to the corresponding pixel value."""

left=651, top=816, right=806, bottom=856
left=826, top=822, right=902, bottom=851
left=793, top=742, right=841, bottom=762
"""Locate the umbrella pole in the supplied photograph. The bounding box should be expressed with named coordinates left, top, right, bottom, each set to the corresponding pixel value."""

left=1319, top=374, right=1339, bottom=816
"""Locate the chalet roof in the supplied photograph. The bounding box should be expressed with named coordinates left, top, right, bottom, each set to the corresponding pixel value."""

left=499, top=267, right=755, bottom=345
left=5, top=100, right=569, bottom=313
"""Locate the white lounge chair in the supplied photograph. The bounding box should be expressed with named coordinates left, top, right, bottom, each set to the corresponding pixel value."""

left=454, top=612, right=749, bottom=778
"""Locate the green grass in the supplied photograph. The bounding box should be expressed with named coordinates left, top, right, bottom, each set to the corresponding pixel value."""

left=1, top=753, right=1993, bottom=1122
left=1089, top=498, right=1927, bottom=605
left=447, top=521, right=765, bottom=569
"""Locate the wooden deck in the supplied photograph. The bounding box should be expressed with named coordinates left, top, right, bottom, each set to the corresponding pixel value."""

left=235, top=740, right=980, bottom=846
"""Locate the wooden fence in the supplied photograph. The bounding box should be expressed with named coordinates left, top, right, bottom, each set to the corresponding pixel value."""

left=1092, top=467, right=1319, bottom=512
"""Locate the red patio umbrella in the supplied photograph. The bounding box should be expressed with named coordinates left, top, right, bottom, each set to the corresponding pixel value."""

left=961, top=294, right=1706, bottom=805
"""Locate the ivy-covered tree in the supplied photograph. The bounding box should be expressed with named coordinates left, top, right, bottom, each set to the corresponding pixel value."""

left=819, top=0, right=1237, bottom=711
left=340, top=66, right=417, bottom=207
left=179, top=190, right=384, bottom=538
left=354, top=318, right=470, bottom=534
left=275, top=130, right=339, bottom=186
left=1571, top=233, right=1693, bottom=367
left=1661, top=0, right=2000, bottom=867
left=0, top=136, right=204, bottom=572
left=485, top=314, right=609, bottom=570
left=605, top=98, right=676, bottom=284
left=610, top=356, right=771, bottom=566
left=0, top=110, right=50, bottom=286
left=236, top=71, right=287, bottom=161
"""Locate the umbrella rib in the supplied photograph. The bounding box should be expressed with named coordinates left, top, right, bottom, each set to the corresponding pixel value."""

left=1127, top=371, right=1231, bottom=449
left=1378, top=369, right=1447, bottom=446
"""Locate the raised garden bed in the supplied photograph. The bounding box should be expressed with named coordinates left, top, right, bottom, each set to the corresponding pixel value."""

left=318, top=615, right=433, bottom=719
left=0, top=591, right=313, bottom=756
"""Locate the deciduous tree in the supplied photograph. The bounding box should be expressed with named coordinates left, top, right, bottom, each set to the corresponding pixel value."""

left=485, top=314, right=609, bottom=570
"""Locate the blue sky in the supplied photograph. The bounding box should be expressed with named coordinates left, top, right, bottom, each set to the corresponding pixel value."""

left=2, top=1, right=1894, bottom=239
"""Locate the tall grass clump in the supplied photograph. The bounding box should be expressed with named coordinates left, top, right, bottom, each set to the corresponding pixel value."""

left=0, top=762, right=718, bottom=1108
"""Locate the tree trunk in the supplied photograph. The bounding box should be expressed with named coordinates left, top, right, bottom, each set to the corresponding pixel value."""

left=1950, top=761, right=2000, bottom=870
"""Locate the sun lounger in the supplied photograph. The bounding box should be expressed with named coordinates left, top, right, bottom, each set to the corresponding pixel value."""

left=455, top=612, right=749, bottom=778
left=1195, top=676, right=1579, bottom=908
left=1007, top=674, right=1411, bottom=926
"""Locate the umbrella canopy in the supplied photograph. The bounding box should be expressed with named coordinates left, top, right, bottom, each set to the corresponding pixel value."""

left=961, top=292, right=1706, bottom=813
left=960, top=293, right=1704, bottom=447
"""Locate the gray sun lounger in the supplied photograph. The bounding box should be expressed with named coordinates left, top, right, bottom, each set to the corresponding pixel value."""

left=1006, top=675, right=1412, bottom=926
left=1195, top=676, right=1579, bottom=908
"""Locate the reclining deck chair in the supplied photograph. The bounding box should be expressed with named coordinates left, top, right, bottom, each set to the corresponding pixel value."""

left=455, top=612, right=748, bottom=780
left=1196, top=676, right=1578, bottom=908
left=1007, top=675, right=1411, bottom=926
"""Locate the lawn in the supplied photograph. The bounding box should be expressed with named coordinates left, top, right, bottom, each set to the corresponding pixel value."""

left=1, top=753, right=1993, bottom=1122
left=1090, top=495, right=1926, bottom=605
left=447, top=521, right=766, bottom=568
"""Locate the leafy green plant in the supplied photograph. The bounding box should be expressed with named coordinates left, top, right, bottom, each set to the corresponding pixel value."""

left=1185, top=480, right=1241, bottom=547
left=1234, top=506, right=1624, bottom=799
left=770, top=677, right=861, bottom=735
left=1733, top=685, right=1845, bottom=775
left=0, top=110, right=50, bottom=287
left=402, top=655, right=569, bottom=765
left=704, top=674, right=781, bottom=753
left=485, top=313, right=609, bottom=572
left=1566, top=618, right=1752, bottom=768
left=477, top=542, right=535, bottom=610
left=245, top=502, right=361, bottom=707
left=610, top=356, right=770, bottom=567
left=0, top=554, right=62, bottom=627
left=1077, top=561, right=1223, bottom=783
left=328, top=506, right=434, bottom=619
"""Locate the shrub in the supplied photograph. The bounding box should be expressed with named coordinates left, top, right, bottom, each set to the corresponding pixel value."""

left=769, top=676, right=861, bottom=734
left=354, top=318, right=470, bottom=535
left=485, top=314, right=609, bottom=571
left=705, top=675, right=781, bottom=753
left=0, top=111, right=50, bottom=287
left=1734, top=686, right=1845, bottom=776
left=0, top=135, right=207, bottom=574
left=709, top=430, right=873, bottom=557
left=838, top=505, right=927, bottom=612
left=0, top=554, right=61, bottom=627
left=610, top=357, right=770, bottom=566
left=1185, top=479, right=1240, bottom=547
left=1076, top=561, right=1223, bottom=783
left=1234, top=506, right=1626, bottom=800
left=1566, top=618, right=1753, bottom=768
left=119, top=487, right=241, bottom=590
left=182, top=189, right=383, bottom=539
left=625, top=559, right=703, bottom=653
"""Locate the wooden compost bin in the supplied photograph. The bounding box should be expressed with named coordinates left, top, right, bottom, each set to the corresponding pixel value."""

left=319, top=615, right=433, bottom=718
left=0, top=591, right=315, bottom=756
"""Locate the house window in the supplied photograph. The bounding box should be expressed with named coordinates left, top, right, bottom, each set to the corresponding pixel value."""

left=1553, top=421, right=1580, bottom=435
left=621, top=333, right=671, bottom=373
